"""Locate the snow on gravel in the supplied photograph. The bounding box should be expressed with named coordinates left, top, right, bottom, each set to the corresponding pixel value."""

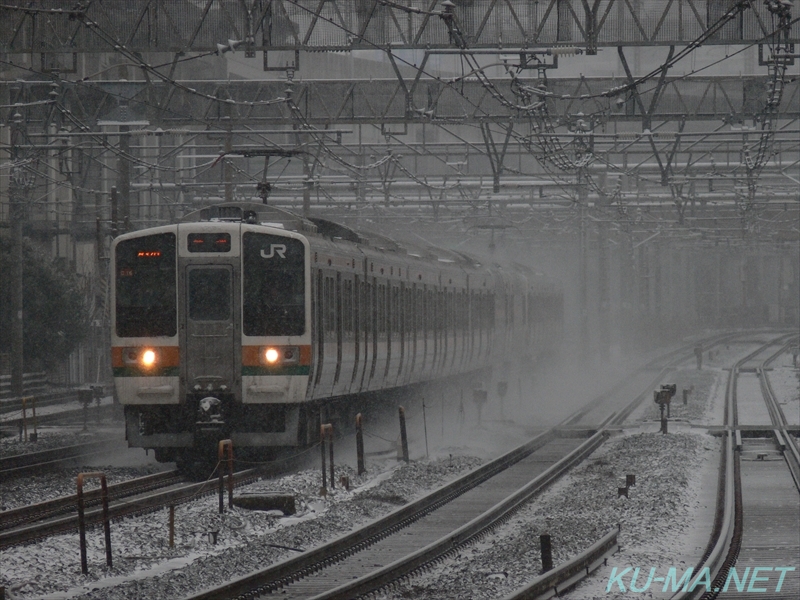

left=0, top=455, right=481, bottom=600
left=0, top=430, right=120, bottom=459
left=1, top=465, right=169, bottom=512
left=769, top=355, right=800, bottom=425
left=638, top=370, right=718, bottom=423
left=377, top=430, right=719, bottom=600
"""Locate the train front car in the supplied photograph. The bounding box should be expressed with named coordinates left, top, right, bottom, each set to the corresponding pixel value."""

left=111, top=206, right=312, bottom=469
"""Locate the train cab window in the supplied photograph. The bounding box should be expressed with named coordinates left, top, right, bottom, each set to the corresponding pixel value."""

left=115, top=233, right=177, bottom=337
left=243, top=232, right=306, bottom=336
left=188, top=268, right=231, bottom=321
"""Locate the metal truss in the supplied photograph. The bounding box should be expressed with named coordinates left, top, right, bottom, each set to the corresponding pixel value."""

left=3, top=75, right=799, bottom=126
left=1, top=0, right=798, bottom=55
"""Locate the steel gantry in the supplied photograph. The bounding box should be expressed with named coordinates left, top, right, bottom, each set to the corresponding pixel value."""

left=1, top=0, right=798, bottom=55
left=1, top=0, right=798, bottom=232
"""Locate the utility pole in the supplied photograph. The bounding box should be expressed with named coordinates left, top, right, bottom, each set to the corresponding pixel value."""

left=578, top=168, right=589, bottom=357
left=224, top=128, right=233, bottom=203
left=303, top=150, right=311, bottom=216
left=597, top=217, right=610, bottom=359
left=118, top=126, right=131, bottom=233
left=9, top=110, right=26, bottom=397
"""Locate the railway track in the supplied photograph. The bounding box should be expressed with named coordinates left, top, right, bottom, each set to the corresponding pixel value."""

left=0, top=445, right=319, bottom=550
left=0, top=469, right=184, bottom=531
left=0, top=389, right=83, bottom=417
left=705, top=337, right=800, bottom=600
left=0, top=390, right=115, bottom=433
left=186, top=335, right=733, bottom=600
left=0, top=469, right=259, bottom=550
left=0, top=436, right=123, bottom=478
left=659, top=334, right=800, bottom=600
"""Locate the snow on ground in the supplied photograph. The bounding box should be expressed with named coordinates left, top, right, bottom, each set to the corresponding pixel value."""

left=769, top=355, right=800, bottom=425
left=0, top=455, right=482, bottom=600
left=0, top=428, right=121, bottom=459
left=1, top=464, right=171, bottom=512
left=637, top=370, right=718, bottom=424
left=0, top=397, right=116, bottom=429
left=377, top=429, right=719, bottom=600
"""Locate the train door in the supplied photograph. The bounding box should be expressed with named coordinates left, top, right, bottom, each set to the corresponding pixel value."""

left=394, top=282, right=408, bottom=385
left=333, top=272, right=343, bottom=390
left=368, top=277, right=378, bottom=385
left=314, top=269, right=324, bottom=389
left=422, top=287, right=430, bottom=376
left=184, top=265, right=235, bottom=391
left=351, top=275, right=360, bottom=388
left=406, top=283, right=421, bottom=383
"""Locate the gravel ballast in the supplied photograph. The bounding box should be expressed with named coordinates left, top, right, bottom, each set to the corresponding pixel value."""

left=1, top=465, right=171, bottom=512
left=0, top=455, right=481, bottom=599
left=377, top=430, right=719, bottom=600
left=0, top=430, right=121, bottom=460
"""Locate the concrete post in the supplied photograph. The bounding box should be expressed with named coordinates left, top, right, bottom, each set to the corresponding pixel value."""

left=356, top=413, right=365, bottom=475
left=399, top=407, right=409, bottom=463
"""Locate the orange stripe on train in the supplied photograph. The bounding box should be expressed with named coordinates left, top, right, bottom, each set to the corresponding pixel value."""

left=242, top=345, right=312, bottom=367
left=111, top=346, right=180, bottom=368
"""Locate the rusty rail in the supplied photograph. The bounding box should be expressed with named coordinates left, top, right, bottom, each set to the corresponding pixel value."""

left=0, top=469, right=182, bottom=531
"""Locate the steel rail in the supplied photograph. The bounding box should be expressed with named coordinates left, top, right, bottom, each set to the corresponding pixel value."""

left=187, top=429, right=558, bottom=600
left=1, top=400, right=116, bottom=431
left=563, top=332, right=739, bottom=429
left=758, top=338, right=800, bottom=491
left=0, top=444, right=322, bottom=549
left=0, top=436, right=122, bottom=478
left=0, top=389, right=81, bottom=416
left=671, top=333, right=795, bottom=600
left=501, top=526, right=621, bottom=600
left=330, top=333, right=788, bottom=600
left=492, top=337, right=742, bottom=600
left=0, top=468, right=260, bottom=550
left=0, top=469, right=183, bottom=531
left=311, top=428, right=611, bottom=600
left=188, top=335, right=729, bottom=600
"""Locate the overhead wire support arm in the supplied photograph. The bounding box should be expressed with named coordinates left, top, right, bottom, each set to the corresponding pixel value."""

left=603, top=0, right=754, bottom=101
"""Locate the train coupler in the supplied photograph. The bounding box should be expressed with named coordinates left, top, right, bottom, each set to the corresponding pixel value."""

left=196, top=396, right=225, bottom=431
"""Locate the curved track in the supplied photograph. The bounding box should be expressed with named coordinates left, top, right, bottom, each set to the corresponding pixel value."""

left=186, top=335, right=735, bottom=600
left=707, top=337, right=800, bottom=600
left=664, top=334, right=800, bottom=600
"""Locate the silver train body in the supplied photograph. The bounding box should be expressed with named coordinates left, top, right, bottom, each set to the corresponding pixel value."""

left=111, top=203, right=562, bottom=463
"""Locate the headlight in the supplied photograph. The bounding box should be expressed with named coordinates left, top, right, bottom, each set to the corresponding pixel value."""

left=141, top=349, right=157, bottom=368
left=260, top=346, right=299, bottom=366
left=264, top=347, right=280, bottom=364
left=123, top=347, right=159, bottom=369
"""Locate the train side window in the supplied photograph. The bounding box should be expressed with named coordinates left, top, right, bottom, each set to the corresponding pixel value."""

left=342, top=279, right=353, bottom=333
left=324, top=276, right=335, bottom=334
left=391, top=286, right=400, bottom=334
left=335, top=274, right=342, bottom=338
left=365, top=281, right=373, bottom=334
left=377, top=284, right=386, bottom=334
left=405, top=286, right=412, bottom=333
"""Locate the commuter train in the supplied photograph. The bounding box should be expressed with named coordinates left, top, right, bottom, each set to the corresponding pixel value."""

left=111, top=202, right=562, bottom=468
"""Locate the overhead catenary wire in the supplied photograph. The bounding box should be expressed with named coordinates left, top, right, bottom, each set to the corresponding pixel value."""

left=1, top=1, right=796, bottom=218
